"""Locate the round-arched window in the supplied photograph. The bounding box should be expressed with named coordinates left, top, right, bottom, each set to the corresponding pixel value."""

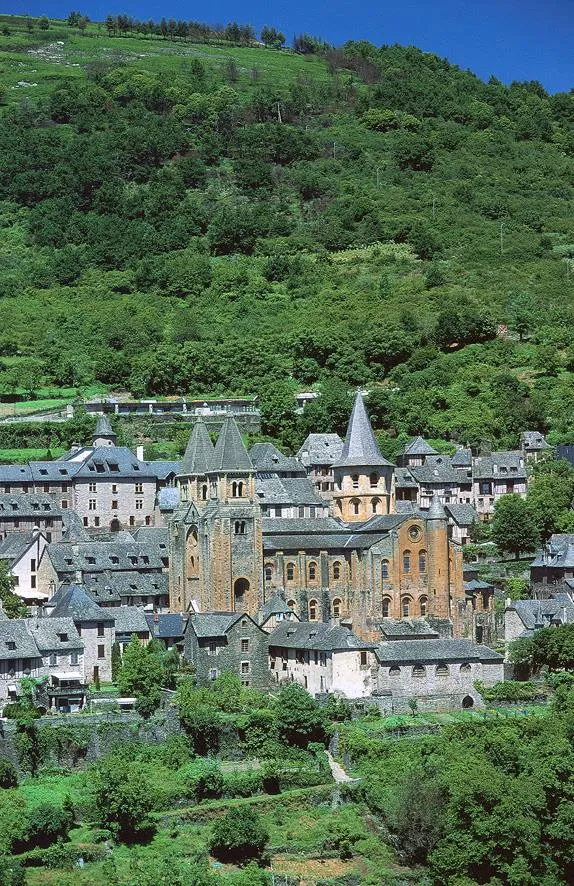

left=309, top=599, right=318, bottom=620
left=382, top=597, right=391, bottom=618
left=286, top=563, right=295, bottom=582
left=333, top=561, right=341, bottom=580
left=332, top=598, right=342, bottom=618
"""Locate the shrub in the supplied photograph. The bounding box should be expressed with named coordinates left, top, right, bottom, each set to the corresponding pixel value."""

left=180, top=760, right=224, bottom=802
left=209, top=807, right=269, bottom=863
left=0, top=761, right=17, bottom=789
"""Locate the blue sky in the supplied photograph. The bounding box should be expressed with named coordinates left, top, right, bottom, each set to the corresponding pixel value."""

left=5, top=0, right=573, bottom=93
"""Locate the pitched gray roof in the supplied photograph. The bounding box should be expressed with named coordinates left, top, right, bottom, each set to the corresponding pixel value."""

left=158, top=487, right=180, bottom=511
left=0, top=620, right=41, bottom=660
left=0, top=464, right=33, bottom=483
left=521, top=431, right=549, bottom=451
left=180, top=419, right=214, bottom=476
left=403, top=436, right=438, bottom=457
left=269, top=620, right=376, bottom=651
left=46, top=538, right=168, bottom=575
left=256, top=477, right=325, bottom=507
left=507, top=595, right=574, bottom=632
left=464, top=578, right=494, bottom=592
left=0, top=493, right=62, bottom=518
left=25, top=617, right=83, bottom=652
left=428, top=492, right=448, bottom=519
left=258, top=594, right=293, bottom=621
left=297, top=434, right=344, bottom=467
left=111, top=606, right=151, bottom=635
left=95, top=414, right=115, bottom=437
left=0, top=530, right=41, bottom=563
left=379, top=618, right=439, bottom=640
left=145, top=612, right=185, bottom=640
left=473, top=451, right=526, bottom=480
left=444, top=503, right=478, bottom=525
left=82, top=571, right=169, bottom=603
left=335, top=392, right=393, bottom=468
left=249, top=443, right=306, bottom=476
left=210, top=418, right=252, bottom=473
left=146, top=461, right=180, bottom=481
left=187, top=612, right=242, bottom=638
left=394, top=467, right=418, bottom=488
left=409, top=456, right=461, bottom=485
left=451, top=447, right=472, bottom=467
left=49, top=584, right=114, bottom=622
left=376, top=639, right=504, bottom=664
left=76, top=447, right=154, bottom=480
left=29, top=461, right=80, bottom=482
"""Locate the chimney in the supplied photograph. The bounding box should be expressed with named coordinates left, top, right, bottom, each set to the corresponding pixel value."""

left=136, top=445, right=144, bottom=461
left=32, top=525, right=40, bottom=537
left=70, top=442, right=81, bottom=453
left=75, top=569, right=83, bottom=585
left=153, top=610, right=159, bottom=624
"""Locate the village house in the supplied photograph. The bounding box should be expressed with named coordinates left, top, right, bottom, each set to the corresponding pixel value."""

left=471, top=450, right=527, bottom=521
left=0, top=528, right=49, bottom=605
left=504, top=593, right=574, bottom=645
left=46, top=584, right=115, bottom=683
left=183, top=612, right=270, bottom=691
left=0, top=492, right=64, bottom=543
left=296, top=433, right=344, bottom=500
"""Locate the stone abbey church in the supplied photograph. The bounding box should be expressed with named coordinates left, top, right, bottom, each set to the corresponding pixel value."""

left=169, top=393, right=467, bottom=640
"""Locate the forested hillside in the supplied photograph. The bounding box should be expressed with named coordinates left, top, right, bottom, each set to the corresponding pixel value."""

left=1, top=15, right=573, bottom=453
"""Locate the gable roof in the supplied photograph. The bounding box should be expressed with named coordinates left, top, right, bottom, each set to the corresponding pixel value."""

left=376, top=639, right=504, bottom=664
left=335, top=392, right=393, bottom=469
left=186, top=612, right=244, bottom=638
left=0, top=492, right=62, bottom=518
left=180, top=419, right=214, bottom=476
left=403, top=436, right=439, bottom=457
left=269, top=620, right=376, bottom=651
left=249, top=443, right=306, bottom=476
left=49, top=583, right=114, bottom=622
left=26, top=617, right=83, bottom=652
left=379, top=618, right=439, bottom=640
left=473, top=451, right=526, bottom=480
left=210, top=418, right=253, bottom=473
left=444, top=503, right=478, bottom=525
left=256, top=476, right=325, bottom=507
left=258, top=594, right=293, bottom=621
left=111, top=606, right=151, bottom=635
left=94, top=414, right=115, bottom=437
left=506, top=595, right=574, bottom=633
left=75, top=447, right=154, bottom=480
left=0, top=620, right=41, bottom=660
left=297, top=434, right=344, bottom=467
left=145, top=612, right=185, bottom=640
left=0, top=530, right=43, bottom=564
left=451, top=447, right=472, bottom=467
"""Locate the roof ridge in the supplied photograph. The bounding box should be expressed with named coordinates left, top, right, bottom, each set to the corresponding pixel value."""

left=334, top=391, right=394, bottom=469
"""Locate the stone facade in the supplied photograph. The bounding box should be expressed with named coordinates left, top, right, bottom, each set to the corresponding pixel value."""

left=184, top=612, right=271, bottom=691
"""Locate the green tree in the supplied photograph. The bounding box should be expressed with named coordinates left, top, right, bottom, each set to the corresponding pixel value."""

left=526, top=456, right=574, bottom=541
left=0, top=564, right=27, bottom=619
left=209, top=807, right=268, bottom=863
left=111, top=640, right=121, bottom=682
left=274, top=683, right=326, bottom=748
left=491, top=493, right=539, bottom=558
left=89, top=757, right=154, bottom=843
left=116, top=636, right=164, bottom=713
left=0, top=760, right=17, bottom=790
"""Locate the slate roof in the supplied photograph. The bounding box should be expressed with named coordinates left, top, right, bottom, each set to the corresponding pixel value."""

left=158, top=487, right=180, bottom=511
left=394, top=467, right=418, bottom=488
left=507, top=595, right=574, bottom=634
left=180, top=419, right=214, bottom=476
left=46, top=539, right=167, bottom=575
left=29, top=461, right=80, bottom=482
left=531, top=535, right=574, bottom=569
left=351, top=513, right=409, bottom=533
left=403, top=436, right=438, bottom=457
left=409, top=457, right=461, bottom=485
left=186, top=612, right=242, bottom=638
left=249, top=443, right=306, bottom=476
left=379, top=618, right=439, bottom=640
left=145, top=612, right=185, bottom=640
left=428, top=492, right=448, bottom=519
left=75, top=447, right=154, bottom=480
left=0, top=530, right=41, bottom=563
left=376, top=639, right=504, bottom=664
left=0, top=493, right=62, bottom=518
left=95, top=414, right=115, bottom=437
left=146, top=461, right=180, bottom=481
left=473, top=451, right=526, bottom=480
left=131, top=527, right=169, bottom=547
left=263, top=516, right=345, bottom=535
left=335, top=392, right=393, bottom=468
left=111, top=606, right=151, bottom=635
left=82, top=571, right=169, bottom=603
left=264, top=531, right=387, bottom=552
left=464, top=578, right=495, bottom=592
left=26, top=617, right=83, bottom=652
left=49, top=583, right=114, bottom=622
left=451, top=447, right=472, bottom=467
left=297, top=433, right=344, bottom=467
left=444, top=503, right=478, bottom=525
left=210, top=418, right=252, bottom=473
left=521, top=431, right=549, bottom=451
left=0, top=620, right=41, bottom=660
left=258, top=594, right=293, bottom=621
left=0, top=464, right=33, bottom=483
left=269, top=620, right=376, bottom=651
left=256, top=477, right=325, bottom=507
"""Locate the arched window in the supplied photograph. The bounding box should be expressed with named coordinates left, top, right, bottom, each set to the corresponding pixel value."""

left=286, top=563, right=295, bottom=582
left=352, top=474, right=360, bottom=489
left=309, top=599, right=318, bottom=621
left=369, top=472, right=379, bottom=488
left=418, top=550, right=427, bottom=573
left=231, top=481, right=244, bottom=498
left=382, top=597, right=391, bottom=618
left=181, top=484, right=188, bottom=501
left=401, top=597, right=410, bottom=617
left=436, top=664, right=449, bottom=676
left=201, top=484, right=208, bottom=501
left=264, top=564, right=273, bottom=583
left=371, top=497, right=380, bottom=514
left=389, top=665, right=401, bottom=676
left=419, top=595, right=428, bottom=616
left=403, top=550, right=411, bottom=573
left=287, top=599, right=296, bottom=611
left=412, top=664, right=426, bottom=677
left=234, top=521, right=245, bottom=535
left=238, top=481, right=244, bottom=497
left=332, top=598, right=341, bottom=618
left=381, top=559, right=389, bottom=580
left=333, top=561, right=341, bottom=580
left=460, top=663, right=472, bottom=673
left=308, top=562, right=317, bottom=581
left=351, top=499, right=361, bottom=516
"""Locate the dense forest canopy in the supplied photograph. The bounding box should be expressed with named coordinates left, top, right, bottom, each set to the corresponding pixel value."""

left=0, top=14, right=573, bottom=452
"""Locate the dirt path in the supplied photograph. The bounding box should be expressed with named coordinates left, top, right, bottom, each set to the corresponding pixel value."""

left=326, top=751, right=357, bottom=783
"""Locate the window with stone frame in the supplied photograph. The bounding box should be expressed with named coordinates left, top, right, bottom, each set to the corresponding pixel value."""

left=419, top=596, right=428, bottom=616
left=436, top=664, right=449, bottom=676
left=286, top=563, right=295, bottom=582
left=401, top=597, right=411, bottom=617
left=403, top=550, right=411, bottom=573
left=332, top=598, right=342, bottom=618
left=381, top=559, right=390, bottom=580
left=412, top=664, right=426, bottom=677
left=241, top=638, right=249, bottom=653
left=382, top=597, right=391, bottom=617
left=351, top=474, right=359, bottom=488
left=389, top=665, right=401, bottom=676
left=333, top=561, right=341, bottom=580
left=308, top=562, right=317, bottom=581
left=308, top=599, right=318, bottom=620
left=240, top=661, right=250, bottom=674
left=418, top=550, right=427, bottom=573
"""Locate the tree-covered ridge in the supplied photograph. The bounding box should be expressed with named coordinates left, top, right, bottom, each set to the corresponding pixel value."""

left=0, top=17, right=573, bottom=451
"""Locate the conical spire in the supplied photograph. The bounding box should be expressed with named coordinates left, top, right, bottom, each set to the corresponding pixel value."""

left=210, top=418, right=253, bottom=472
left=428, top=491, right=447, bottom=519
left=334, top=391, right=393, bottom=468
left=93, top=414, right=116, bottom=444
left=180, top=419, right=214, bottom=476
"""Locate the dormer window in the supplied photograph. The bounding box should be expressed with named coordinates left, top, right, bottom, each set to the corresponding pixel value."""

left=109, top=463, right=119, bottom=472
left=58, top=632, right=68, bottom=642
left=86, top=556, right=95, bottom=564
left=40, top=469, right=47, bottom=476
left=110, top=556, right=119, bottom=564
left=6, top=641, right=15, bottom=650
left=59, top=469, right=68, bottom=475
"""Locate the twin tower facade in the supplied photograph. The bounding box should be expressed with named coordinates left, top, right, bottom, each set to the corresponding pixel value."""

left=168, top=394, right=463, bottom=638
